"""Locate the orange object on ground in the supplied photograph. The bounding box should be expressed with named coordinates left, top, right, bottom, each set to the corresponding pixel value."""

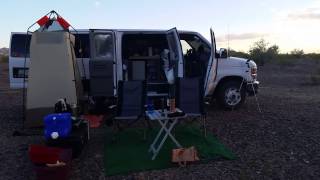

left=172, top=146, right=200, bottom=167
left=81, top=115, right=104, bottom=128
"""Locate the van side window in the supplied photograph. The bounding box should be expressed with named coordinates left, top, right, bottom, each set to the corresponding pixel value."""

left=180, top=34, right=211, bottom=78
left=11, top=34, right=31, bottom=58
left=179, top=34, right=210, bottom=57
left=93, top=34, right=114, bottom=60
left=180, top=40, right=193, bottom=55
left=74, top=34, right=90, bottom=58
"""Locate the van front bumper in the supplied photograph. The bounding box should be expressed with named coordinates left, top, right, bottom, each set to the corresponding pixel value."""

left=246, top=81, right=259, bottom=96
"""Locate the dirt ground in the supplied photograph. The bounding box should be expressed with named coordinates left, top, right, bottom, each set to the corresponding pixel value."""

left=0, top=59, right=320, bottom=180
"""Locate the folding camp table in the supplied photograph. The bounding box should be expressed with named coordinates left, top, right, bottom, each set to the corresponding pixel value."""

left=146, top=109, right=186, bottom=160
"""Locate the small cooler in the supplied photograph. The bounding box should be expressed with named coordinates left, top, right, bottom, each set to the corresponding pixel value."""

left=44, top=113, right=72, bottom=140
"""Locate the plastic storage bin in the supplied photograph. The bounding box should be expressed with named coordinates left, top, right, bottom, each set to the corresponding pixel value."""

left=28, top=145, right=72, bottom=180
left=29, top=144, right=64, bottom=164
left=46, top=121, right=88, bottom=158
left=44, top=113, right=72, bottom=140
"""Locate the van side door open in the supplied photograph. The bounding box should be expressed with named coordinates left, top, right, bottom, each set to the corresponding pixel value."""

left=166, top=28, right=184, bottom=78
left=179, top=29, right=217, bottom=96
left=89, top=30, right=116, bottom=97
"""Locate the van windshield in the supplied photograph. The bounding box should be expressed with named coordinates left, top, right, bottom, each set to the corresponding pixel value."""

left=11, top=34, right=31, bottom=58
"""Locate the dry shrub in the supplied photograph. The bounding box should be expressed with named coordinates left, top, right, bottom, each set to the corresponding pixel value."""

left=0, top=55, right=8, bottom=63
left=310, top=68, right=320, bottom=85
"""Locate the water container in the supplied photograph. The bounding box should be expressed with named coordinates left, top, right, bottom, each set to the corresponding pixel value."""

left=146, top=98, right=154, bottom=112
left=44, top=113, right=72, bottom=140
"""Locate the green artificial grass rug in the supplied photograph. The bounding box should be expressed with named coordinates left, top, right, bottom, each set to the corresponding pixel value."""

left=104, top=125, right=235, bottom=176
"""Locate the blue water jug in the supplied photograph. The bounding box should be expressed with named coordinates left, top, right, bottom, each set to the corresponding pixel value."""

left=44, top=113, right=72, bottom=140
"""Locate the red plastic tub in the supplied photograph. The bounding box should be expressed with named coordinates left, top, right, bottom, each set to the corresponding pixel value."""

left=29, top=145, right=64, bottom=164
left=28, top=145, right=72, bottom=180
left=34, top=163, right=71, bottom=180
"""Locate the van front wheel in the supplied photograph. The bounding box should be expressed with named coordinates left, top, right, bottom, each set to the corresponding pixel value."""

left=217, top=81, right=246, bottom=109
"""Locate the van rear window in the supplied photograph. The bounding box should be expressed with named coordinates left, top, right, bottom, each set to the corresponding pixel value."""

left=74, top=34, right=90, bottom=58
left=10, top=34, right=31, bottom=58
left=93, top=33, right=114, bottom=60
left=11, top=33, right=90, bottom=59
left=13, top=67, right=29, bottom=78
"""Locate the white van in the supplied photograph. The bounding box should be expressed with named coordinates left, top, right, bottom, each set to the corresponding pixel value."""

left=9, top=28, right=259, bottom=108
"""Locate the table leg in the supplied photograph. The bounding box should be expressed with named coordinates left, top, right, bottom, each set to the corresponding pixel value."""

left=151, top=118, right=182, bottom=160
left=162, top=119, right=182, bottom=148
left=148, top=119, right=169, bottom=152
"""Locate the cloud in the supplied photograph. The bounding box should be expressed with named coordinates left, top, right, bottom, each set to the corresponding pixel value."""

left=288, top=12, right=320, bottom=20
left=217, top=32, right=268, bottom=42
left=287, top=7, right=320, bottom=20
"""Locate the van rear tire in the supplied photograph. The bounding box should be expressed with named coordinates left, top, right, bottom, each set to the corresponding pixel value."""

left=217, top=80, right=246, bottom=109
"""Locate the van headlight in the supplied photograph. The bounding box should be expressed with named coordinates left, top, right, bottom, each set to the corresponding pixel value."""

left=251, top=67, right=257, bottom=79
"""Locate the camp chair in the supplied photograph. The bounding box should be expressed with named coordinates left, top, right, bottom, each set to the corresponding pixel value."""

left=176, top=77, right=207, bottom=136
left=112, top=80, right=147, bottom=139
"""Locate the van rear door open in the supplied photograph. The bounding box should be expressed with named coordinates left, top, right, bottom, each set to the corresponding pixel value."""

left=166, top=28, right=184, bottom=78
left=89, top=30, right=116, bottom=97
left=204, top=28, right=218, bottom=95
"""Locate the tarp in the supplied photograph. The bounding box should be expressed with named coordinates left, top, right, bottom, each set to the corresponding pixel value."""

left=26, top=31, right=82, bottom=127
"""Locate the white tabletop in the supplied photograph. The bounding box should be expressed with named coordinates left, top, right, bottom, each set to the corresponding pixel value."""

left=145, top=108, right=185, bottom=121
left=147, top=92, right=168, bottom=97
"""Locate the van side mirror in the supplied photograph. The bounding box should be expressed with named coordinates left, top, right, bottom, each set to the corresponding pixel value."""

left=219, top=48, right=228, bottom=58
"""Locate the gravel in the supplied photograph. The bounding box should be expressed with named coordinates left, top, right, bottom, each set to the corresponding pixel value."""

left=0, top=59, right=320, bottom=180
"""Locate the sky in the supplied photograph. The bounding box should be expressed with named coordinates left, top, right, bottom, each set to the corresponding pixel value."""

left=0, top=0, right=320, bottom=53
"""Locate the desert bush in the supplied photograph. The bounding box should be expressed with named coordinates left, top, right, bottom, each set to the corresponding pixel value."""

left=305, top=53, right=320, bottom=60
left=228, top=49, right=249, bottom=59
left=0, top=55, right=8, bottom=63
left=275, top=54, right=298, bottom=65
left=305, top=53, right=320, bottom=64
left=291, top=49, right=304, bottom=58
left=249, top=39, right=279, bottom=66
left=227, top=40, right=320, bottom=67
left=276, top=57, right=296, bottom=67
left=310, top=74, right=320, bottom=85
left=310, top=68, right=320, bottom=85
left=266, top=45, right=279, bottom=61
left=249, top=39, right=268, bottom=66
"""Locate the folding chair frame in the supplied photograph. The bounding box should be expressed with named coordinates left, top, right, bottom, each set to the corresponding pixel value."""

left=176, top=77, right=207, bottom=137
left=111, top=80, right=147, bottom=141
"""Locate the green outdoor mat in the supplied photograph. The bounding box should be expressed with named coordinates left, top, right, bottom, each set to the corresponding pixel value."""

left=104, top=125, right=235, bottom=176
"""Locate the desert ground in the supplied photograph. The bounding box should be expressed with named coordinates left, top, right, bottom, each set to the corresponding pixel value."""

left=0, top=59, right=319, bottom=180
